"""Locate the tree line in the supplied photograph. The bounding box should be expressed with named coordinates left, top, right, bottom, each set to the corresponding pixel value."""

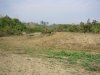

left=0, top=15, right=27, bottom=36
left=0, top=15, right=100, bottom=36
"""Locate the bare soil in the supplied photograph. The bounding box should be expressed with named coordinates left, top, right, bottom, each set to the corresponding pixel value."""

left=0, top=32, right=100, bottom=75
left=0, top=51, right=99, bottom=75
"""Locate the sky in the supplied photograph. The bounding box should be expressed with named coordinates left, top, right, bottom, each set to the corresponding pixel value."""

left=0, top=0, right=100, bottom=24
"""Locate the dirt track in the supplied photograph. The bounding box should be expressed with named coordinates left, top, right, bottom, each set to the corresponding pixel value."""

left=0, top=52, right=99, bottom=75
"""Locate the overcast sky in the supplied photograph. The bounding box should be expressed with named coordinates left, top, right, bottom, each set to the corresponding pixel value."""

left=0, top=0, right=100, bottom=24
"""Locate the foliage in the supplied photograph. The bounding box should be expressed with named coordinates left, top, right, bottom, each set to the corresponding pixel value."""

left=48, top=19, right=100, bottom=33
left=0, top=15, right=27, bottom=36
left=0, top=15, right=100, bottom=36
left=47, top=50, right=100, bottom=71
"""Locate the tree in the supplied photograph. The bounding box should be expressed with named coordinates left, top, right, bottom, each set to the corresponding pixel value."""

left=85, top=19, right=92, bottom=32
left=40, top=21, right=49, bottom=33
left=92, top=20, right=97, bottom=25
left=80, top=22, right=85, bottom=32
left=0, top=15, right=27, bottom=36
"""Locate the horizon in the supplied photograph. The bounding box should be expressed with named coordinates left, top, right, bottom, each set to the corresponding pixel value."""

left=0, top=0, right=100, bottom=24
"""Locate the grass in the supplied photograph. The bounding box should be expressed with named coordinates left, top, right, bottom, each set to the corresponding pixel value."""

left=47, top=50, right=100, bottom=72
left=0, top=41, right=100, bottom=72
left=0, top=32, right=100, bottom=72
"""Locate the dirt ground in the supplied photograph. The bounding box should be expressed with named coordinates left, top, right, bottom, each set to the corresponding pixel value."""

left=0, top=32, right=100, bottom=75
left=0, top=51, right=99, bottom=75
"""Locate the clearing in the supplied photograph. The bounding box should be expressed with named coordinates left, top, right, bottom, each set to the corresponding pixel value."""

left=0, top=32, right=100, bottom=75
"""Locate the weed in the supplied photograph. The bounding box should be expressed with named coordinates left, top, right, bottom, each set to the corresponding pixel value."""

left=47, top=50, right=100, bottom=72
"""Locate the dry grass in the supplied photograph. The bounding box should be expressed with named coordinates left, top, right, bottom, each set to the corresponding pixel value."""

left=31, top=32, right=99, bottom=50
left=0, top=32, right=100, bottom=75
left=0, top=32, right=100, bottom=52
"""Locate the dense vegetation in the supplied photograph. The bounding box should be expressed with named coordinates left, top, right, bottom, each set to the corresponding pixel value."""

left=0, top=15, right=27, bottom=36
left=49, top=19, right=100, bottom=33
left=0, top=15, right=100, bottom=36
left=22, top=19, right=100, bottom=34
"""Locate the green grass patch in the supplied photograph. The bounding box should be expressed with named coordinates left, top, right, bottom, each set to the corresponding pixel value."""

left=47, top=50, right=100, bottom=72
left=0, top=42, right=100, bottom=72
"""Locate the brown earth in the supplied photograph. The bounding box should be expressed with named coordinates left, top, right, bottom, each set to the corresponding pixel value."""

left=0, top=32, right=100, bottom=75
left=0, top=51, right=99, bottom=75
